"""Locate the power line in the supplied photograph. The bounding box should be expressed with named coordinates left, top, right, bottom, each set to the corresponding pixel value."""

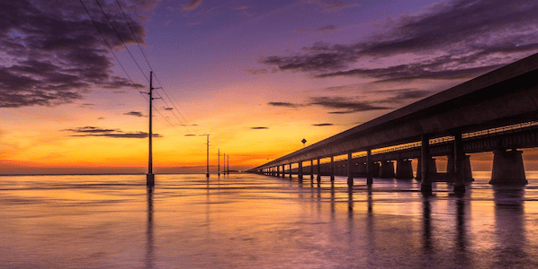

left=80, top=0, right=185, bottom=136
left=116, top=0, right=154, bottom=72
left=114, top=1, right=198, bottom=135
left=94, top=0, right=149, bottom=82
left=79, top=0, right=140, bottom=89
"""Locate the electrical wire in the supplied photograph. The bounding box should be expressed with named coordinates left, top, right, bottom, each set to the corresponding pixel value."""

left=94, top=0, right=149, bottom=82
left=80, top=0, right=185, bottom=135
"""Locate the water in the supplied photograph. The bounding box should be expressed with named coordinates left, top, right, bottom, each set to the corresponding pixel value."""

left=1, top=172, right=538, bottom=268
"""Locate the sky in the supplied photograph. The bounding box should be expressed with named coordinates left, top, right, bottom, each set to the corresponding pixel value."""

left=1, top=0, right=538, bottom=174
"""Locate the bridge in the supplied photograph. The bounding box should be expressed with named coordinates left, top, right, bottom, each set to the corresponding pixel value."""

left=249, top=52, right=538, bottom=196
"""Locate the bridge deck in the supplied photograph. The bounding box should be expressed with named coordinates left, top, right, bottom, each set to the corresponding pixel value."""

left=253, top=53, right=538, bottom=170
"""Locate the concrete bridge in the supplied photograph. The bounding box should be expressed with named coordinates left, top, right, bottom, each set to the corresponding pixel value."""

left=249, top=52, right=538, bottom=196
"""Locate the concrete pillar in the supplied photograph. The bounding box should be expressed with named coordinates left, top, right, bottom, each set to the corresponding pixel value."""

left=317, top=158, right=321, bottom=182
left=277, top=166, right=280, bottom=177
left=289, top=163, right=292, bottom=180
left=281, top=165, right=285, bottom=178
left=330, top=156, right=335, bottom=182
left=310, top=160, right=314, bottom=180
left=358, top=162, right=367, bottom=175
left=366, top=149, right=373, bottom=186
left=379, top=160, right=395, bottom=178
left=453, top=132, right=466, bottom=194
left=421, top=134, right=432, bottom=196
left=463, top=155, right=473, bottom=182
left=395, top=159, right=414, bottom=179
left=448, top=154, right=473, bottom=183
left=372, top=162, right=380, bottom=179
left=490, top=149, right=527, bottom=186
left=416, top=157, right=437, bottom=180
left=298, top=161, right=303, bottom=182
left=347, top=152, right=353, bottom=186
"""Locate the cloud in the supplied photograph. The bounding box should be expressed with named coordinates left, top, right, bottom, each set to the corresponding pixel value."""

left=373, top=89, right=432, bottom=103
left=164, top=107, right=173, bottom=111
left=64, top=126, right=161, bottom=138
left=312, top=123, right=333, bottom=126
left=294, top=25, right=337, bottom=34
left=262, top=0, right=538, bottom=81
left=306, top=0, right=358, bottom=12
left=0, top=0, right=149, bottom=108
left=267, top=102, right=302, bottom=108
left=250, top=127, right=269, bottom=130
left=124, top=111, right=145, bottom=117
left=183, top=0, right=203, bottom=11
left=309, top=97, right=389, bottom=114
left=184, top=134, right=196, bottom=136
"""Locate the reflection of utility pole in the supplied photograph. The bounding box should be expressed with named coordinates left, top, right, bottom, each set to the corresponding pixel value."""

left=218, top=148, right=220, bottom=176
left=227, top=154, right=230, bottom=174
left=200, top=134, right=210, bottom=178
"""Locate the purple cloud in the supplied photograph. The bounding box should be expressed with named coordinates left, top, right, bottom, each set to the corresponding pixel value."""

left=0, top=0, right=151, bottom=108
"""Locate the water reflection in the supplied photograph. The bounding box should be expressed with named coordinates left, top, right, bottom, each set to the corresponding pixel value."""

left=493, top=186, right=527, bottom=267
left=454, top=197, right=469, bottom=267
left=146, top=187, right=154, bottom=269
left=422, top=198, right=432, bottom=253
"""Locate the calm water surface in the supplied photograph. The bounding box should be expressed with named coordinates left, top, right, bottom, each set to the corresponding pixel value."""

left=1, top=172, right=538, bottom=268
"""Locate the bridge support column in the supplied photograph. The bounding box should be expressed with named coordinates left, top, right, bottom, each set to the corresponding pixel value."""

left=347, top=152, right=353, bottom=187
left=490, top=149, right=527, bottom=186
left=330, top=156, right=335, bottom=182
left=453, top=132, right=466, bottom=194
left=298, top=162, right=303, bottom=182
left=421, top=134, right=433, bottom=196
left=366, top=149, right=373, bottom=186
left=317, top=158, right=321, bottom=182
left=396, top=159, right=414, bottom=179
left=310, top=160, right=314, bottom=180
left=379, top=160, right=395, bottom=178
left=372, top=162, right=380, bottom=179
left=416, top=157, right=437, bottom=181
left=277, top=166, right=280, bottom=177
left=289, top=163, right=292, bottom=180
left=448, top=155, right=474, bottom=182
left=281, top=165, right=285, bottom=178
left=358, top=161, right=367, bottom=176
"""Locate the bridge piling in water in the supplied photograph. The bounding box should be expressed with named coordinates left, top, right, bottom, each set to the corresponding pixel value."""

left=366, top=149, right=373, bottom=186
left=289, top=163, right=292, bottom=180
left=330, top=156, right=335, bottom=182
left=347, top=152, right=354, bottom=186
left=490, top=149, right=527, bottom=185
left=421, top=134, right=433, bottom=196
left=379, top=160, right=395, bottom=178
left=396, top=159, right=414, bottom=179
left=317, top=158, right=321, bottom=182
left=298, top=162, right=303, bottom=182
left=310, top=160, right=314, bottom=180
left=452, top=132, right=466, bottom=193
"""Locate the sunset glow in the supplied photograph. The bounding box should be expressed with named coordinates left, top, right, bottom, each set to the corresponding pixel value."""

left=2, top=0, right=538, bottom=174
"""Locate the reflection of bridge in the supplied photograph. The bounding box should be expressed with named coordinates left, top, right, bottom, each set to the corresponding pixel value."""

left=250, top=53, right=538, bottom=196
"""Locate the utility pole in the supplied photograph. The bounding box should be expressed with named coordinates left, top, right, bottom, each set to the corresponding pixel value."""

left=147, top=71, right=155, bottom=187
left=200, top=134, right=210, bottom=178
left=218, top=148, right=220, bottom=176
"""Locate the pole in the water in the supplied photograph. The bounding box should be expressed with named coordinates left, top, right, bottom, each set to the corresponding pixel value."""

left=147, top=71, right=155, bottom=187
left=218, top=148, right=220, bottom=176
left=206, top=134, right=210, bottom=178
